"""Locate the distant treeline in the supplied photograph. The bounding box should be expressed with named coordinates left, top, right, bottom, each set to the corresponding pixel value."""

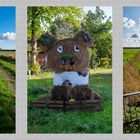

left=0, top=49, right=16, bottom=51
left=123, top=47, right=140, bottom=49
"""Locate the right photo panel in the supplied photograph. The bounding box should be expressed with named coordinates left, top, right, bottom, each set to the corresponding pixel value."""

left=123, top=6, right=140, bottom=133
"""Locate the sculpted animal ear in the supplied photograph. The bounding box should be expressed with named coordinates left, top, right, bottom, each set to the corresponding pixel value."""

left=38, top=32, right=57, bottom=50
left=74, top=31, right=93, bottom=47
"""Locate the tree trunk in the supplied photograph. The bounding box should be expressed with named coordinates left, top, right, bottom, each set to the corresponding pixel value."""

left=31, top=40, right=37, bottom=65
left=89, top=49, right=95, bottom=68
left=31, top=8, right=37, bottom=65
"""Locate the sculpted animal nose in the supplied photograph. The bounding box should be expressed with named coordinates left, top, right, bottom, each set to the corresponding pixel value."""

left=69, top=58, right=75, bottom=65
left=60, top=57, right=75, bottom=65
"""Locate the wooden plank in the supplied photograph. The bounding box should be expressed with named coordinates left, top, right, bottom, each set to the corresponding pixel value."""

left=30, top=98, right=103, bottom=111
left=124, top=92, right=140, bottom=97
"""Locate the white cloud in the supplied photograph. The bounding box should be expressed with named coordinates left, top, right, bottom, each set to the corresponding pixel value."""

left=123, top=38, right=140, bottom=47
left=123, top=17, right=136, bottom=29
left=0, top=32, right=16, bottom=40
left=123, top=40, right=140, bottom=47
left=123, top=32, right=140, bottom=47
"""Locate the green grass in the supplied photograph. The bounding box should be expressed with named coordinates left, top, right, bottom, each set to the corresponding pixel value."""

left=0, top=58, right=15, bottom=76
left=28, top=68, right=112, bottom=133
left=0, top=68, right=15, bottom=133
left=0, top=51, right=15, bottom=133
left=123, top=48, right=140, bottom=64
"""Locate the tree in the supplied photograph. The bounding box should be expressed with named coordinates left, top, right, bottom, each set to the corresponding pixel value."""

left=27, top=6, right=83, bottom=67
left=48, top=17, right=81, bottom=40
left=81, top=7, right=112, bottom=68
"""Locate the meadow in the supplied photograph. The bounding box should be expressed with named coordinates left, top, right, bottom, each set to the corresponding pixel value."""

left=123, top=48, right=140, bottom=133
left=28, top=68, right=112, bottom=133
left=0, top=50, right=15, bottom=133
left=0, top=50, right=15, bottom=58
left=123, top=48, right=140, bottom=64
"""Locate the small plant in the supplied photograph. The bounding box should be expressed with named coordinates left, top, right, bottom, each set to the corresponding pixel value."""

left=31, top=62, right=41, bottom=75
left=100, top=58, right=111, bottom=68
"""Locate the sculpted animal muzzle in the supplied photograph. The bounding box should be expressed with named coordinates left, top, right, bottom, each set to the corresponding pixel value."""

left=60, top=52, right=75, bottom=66
left=61, top=57, right=75, bottom=65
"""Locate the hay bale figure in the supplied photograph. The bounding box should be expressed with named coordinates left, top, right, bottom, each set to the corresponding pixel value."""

left=44, top=31, right=102, bottom=102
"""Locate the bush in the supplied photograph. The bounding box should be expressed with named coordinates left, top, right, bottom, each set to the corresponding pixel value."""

left=31, top=62, right=41, bottom=75
left=100, top=58, right=111, bottom=68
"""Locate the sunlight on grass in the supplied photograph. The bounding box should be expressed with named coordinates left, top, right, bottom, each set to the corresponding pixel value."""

left=28, top=71, right=53, bottom=80
left=28, top=68, right=112, bottom=80
left=89, top=68, right=112, bottom=75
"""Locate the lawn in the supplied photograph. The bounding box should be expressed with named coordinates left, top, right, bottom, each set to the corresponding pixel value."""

left=28, top=68, right=112, bottom=133
left=0, top=52, right=15, bottom=133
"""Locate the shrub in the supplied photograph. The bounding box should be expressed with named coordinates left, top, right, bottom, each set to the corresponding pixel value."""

left=100, top=58, right=111, bottom=68
left=31, top=62, right=41, bottom=75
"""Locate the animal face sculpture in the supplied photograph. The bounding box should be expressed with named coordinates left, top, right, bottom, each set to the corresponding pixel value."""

left=42, top=31, right=102, bottom=101
left=47, top=31, right=93, bottom=73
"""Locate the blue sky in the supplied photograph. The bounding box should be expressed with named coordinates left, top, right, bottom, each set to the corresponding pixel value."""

left=123, top=7, right=140, bottom=47
left=0, top=7, right=16, bottom=50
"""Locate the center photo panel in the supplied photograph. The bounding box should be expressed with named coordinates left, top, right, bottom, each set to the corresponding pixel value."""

left=27, top=6, right=112, bottom=133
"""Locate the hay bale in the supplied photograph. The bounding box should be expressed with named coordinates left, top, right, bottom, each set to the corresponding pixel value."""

left=51, top=85, right=102, bottom=101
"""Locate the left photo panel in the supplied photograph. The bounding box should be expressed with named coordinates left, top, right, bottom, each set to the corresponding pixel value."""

left=0, top=7, right=16, bottom=133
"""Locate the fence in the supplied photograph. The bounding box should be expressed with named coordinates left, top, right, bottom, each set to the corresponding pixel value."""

left=123, top=92, right=140, bottom=133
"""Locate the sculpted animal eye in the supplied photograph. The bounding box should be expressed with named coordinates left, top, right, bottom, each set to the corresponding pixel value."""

left=57, top=46, right=63, bottom=53
left=74, top=45, right=80, bottom=52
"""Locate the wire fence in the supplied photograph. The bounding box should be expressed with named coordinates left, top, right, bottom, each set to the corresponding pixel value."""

left=123, top=92, right=140, bottom=133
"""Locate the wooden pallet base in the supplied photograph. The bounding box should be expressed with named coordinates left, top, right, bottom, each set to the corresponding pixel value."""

left=30, top=95, right=103, bottom=111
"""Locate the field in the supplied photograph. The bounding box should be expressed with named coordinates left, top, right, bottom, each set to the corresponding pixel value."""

left=123, top=48, right=140, bottom=64
left=123, top=48, right=140, bottom=93
left=28, top=68, right=112, bottom=133
left=0, top=50, right=15, bottom=133
left=123, top=48, right=140, bottom=133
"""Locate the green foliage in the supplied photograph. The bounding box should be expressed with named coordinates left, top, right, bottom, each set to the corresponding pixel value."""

left=100, top=58, right=111, bottom=68
left=62, top=52, right=74, bottom=58
left=48, top=15, right=82, bottom=39
left=82, top=6, right=112, bottom=60
left=124, top=106, right=140, bottom=133
left=89, top=48, right=98, bottom=68
left=28, top=69, right=112, bottom=133
left=28, top=6, right=83, bottom=68
left=31, top=62, right=41, bottom=75
left=28, top=6, right=112, bottom=69
left=27, top=6, right=83, bottom=40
